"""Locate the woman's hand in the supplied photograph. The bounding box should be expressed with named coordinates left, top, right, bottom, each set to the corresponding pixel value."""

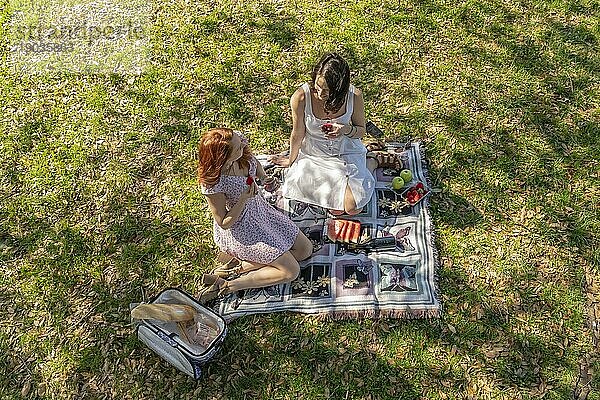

left=239, top=182, right=258, bottom=202
left=325, top=122, right=351, bottom=139
left=269, top=155, right=292, bottom=167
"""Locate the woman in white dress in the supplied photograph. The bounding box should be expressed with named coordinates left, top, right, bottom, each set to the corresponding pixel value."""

left=271, top=53, right=379, bottom=215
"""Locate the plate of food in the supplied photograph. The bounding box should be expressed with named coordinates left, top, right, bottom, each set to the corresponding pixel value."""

left=401, top=181, right=430, bottom=206
left=324, top=219, right=362, bottom=244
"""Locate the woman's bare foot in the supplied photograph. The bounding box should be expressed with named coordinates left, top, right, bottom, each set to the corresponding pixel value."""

left=345, top=208, right=362, bottom=216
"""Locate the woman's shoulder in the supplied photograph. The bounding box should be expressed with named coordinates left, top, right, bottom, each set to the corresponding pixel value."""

left=201, top=177, right=225, bottom=195
left=292, top=84, right=308, bottom=99
left=290, top=85, right=306, bottom=108
left=351, top=85, right=363, bottom=107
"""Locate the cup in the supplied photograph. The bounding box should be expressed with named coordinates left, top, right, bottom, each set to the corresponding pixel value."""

left=263, top=176, right=280, bottom=193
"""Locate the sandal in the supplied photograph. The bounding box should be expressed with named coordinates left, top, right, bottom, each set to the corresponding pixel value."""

left=198, top=274, right=230, bottom=303
left=363, top=139, right=386, bottom=153
left=366, top=151, right=403, bottom=170
left=210, top=257, right=243, bottom=279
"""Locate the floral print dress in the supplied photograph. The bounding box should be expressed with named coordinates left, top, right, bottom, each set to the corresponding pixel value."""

left=202, top=157, right=300, bottom=264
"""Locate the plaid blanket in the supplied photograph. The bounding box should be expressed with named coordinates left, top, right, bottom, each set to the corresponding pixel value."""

left=215, top=142, right=441, bottom=320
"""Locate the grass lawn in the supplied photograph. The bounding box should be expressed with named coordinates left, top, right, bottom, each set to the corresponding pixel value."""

left=1, top=0, right=599, bottom=399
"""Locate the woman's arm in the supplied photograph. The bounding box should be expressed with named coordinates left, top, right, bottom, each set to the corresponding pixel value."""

left=288, top=88, right=307, bottom=164
left=330, top=88, right=367, bottom=139
left=255, top=158, right=267, bottom=180
left=349, top=88, right=366, bottom=138
left=347, top=88, right=366, bottom=138
left=270, top=87, right=306, bottom=167
left=205, top=185, right=257, bottom=229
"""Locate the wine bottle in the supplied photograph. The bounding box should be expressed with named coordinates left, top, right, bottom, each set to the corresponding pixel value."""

left=346, top=236, right=396, bottom=252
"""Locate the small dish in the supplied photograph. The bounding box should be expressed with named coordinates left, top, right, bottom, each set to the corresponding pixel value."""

left=401, top=181, right=430, bottom=206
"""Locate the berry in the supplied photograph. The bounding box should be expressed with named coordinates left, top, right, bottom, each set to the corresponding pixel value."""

left=321, top=123, right=333, bottom=133
left=246, top=176, right=254, bottom=185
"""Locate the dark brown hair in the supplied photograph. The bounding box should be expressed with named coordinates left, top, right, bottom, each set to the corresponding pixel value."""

left=310, top=52, right=350, bottom=114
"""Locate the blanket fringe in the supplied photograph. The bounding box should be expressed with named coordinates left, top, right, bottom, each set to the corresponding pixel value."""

left=418, top=142, right=444, bottom=316
left=314, top=308, right=441, bottom=321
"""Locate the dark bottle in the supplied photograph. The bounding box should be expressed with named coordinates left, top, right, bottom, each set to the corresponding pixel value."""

left=346, top=236, right=396, bottom=252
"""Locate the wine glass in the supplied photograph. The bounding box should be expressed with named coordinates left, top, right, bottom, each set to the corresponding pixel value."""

left=322, top=120, right=334, bottom=155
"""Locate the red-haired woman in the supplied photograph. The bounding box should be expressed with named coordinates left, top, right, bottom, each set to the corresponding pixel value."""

left=197, top=128, right=312, bottom=302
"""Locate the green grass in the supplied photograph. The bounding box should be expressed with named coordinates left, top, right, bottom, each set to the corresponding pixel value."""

left=1, top=0, right=599, bottom=398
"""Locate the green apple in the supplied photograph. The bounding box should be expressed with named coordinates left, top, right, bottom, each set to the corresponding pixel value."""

left=392, top=176, right=405, bottom=190
left=400, top=169, right=412, bottom=183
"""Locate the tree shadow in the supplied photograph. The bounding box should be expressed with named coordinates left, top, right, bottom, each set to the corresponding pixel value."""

left=206, top=315, right=427, bottom=399
left=429, top=190, right=485, bottom=229
left=246, top=9, right=299, bottom=50
left=3, top=0, right=599, bottom=397
left=438, top=262, right=582, bottom=395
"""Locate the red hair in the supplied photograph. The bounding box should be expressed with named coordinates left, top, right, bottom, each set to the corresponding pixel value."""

left=197, top=128, right=252, bottom=187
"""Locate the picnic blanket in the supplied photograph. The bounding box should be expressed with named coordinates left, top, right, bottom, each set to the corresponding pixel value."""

left=215, top=142, right=441, bottom=320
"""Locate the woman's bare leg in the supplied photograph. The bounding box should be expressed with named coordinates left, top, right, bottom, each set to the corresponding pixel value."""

left=238, top=261, right=264, bottom=273
left=343, top=183, right=362, bottom=215
left=367, top=157, right=378, bottom=173
left=226, top=252, right=300, bottom=292
left=289, top=231, right=313, bottom=261
left=217, top=232, right=310, bottom=281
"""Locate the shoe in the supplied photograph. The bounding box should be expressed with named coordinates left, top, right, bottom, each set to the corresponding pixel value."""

left=363, top=139, right=386, bottom=152
left=201, top=273, right=220, bottom=286
left=198, top=274, right=230, bottom=304
left=210, top=257, right=243, bottom=279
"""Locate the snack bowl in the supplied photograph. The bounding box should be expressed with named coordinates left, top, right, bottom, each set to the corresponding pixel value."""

left=401, top=181, right=430, bottom=206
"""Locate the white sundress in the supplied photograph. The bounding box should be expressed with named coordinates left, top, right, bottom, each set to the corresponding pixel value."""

left=282, top=83, right=376, bottom=210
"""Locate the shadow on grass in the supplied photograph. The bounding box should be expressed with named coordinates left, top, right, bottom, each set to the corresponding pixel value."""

left=437, top=265, right=581, bottom=396
left=210, top=316, right=425, bottom=399
left=430, top=190, right=484, bottom=229
left=246, top=6, right=299, bottom=50
left=3, top=0, right=599, bottom=397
